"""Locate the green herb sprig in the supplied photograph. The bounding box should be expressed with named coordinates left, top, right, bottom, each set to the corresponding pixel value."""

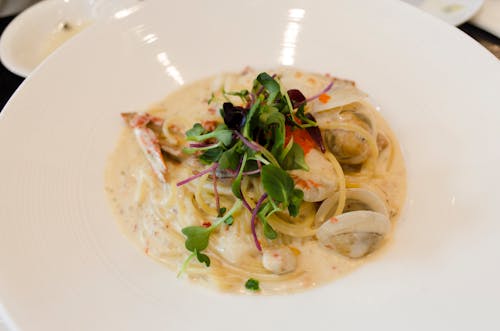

left=177, top=72, right=326, bottom=274
left=245, top=278, right=260, bottom=291
left=178, top=200, right=242, bottom=276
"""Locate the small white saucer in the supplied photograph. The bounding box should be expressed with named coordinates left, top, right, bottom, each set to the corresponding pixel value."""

left=0, top=0, right=141, bottom=77
left=0, top=0, right=95, bottom=77
left=401, top=0, right=484, bottom=26
left=471, top=0, right=500, bottom=38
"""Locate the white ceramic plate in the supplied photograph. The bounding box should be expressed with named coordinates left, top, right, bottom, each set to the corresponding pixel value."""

left=1, top=0, right=499, bottom=330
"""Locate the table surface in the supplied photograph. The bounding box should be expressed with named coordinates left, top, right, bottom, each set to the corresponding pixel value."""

left=0, top=16, right=24, bottom=111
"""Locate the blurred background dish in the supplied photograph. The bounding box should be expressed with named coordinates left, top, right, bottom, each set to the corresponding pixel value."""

left=401, top=0, right=484, bottom=26
left=470, top=0, right=500, bottom=38
left=0, top=0, right=93, bottom=77
left=0, top=0, right=141, bottom=77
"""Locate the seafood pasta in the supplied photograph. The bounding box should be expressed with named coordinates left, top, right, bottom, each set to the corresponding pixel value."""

left=105, top=68, right=406, bottom=294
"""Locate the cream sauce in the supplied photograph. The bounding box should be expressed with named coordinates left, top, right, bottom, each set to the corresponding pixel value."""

left=105, top=69, right=407, bottom=294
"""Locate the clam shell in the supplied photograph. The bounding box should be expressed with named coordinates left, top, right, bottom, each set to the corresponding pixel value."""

left=315, top=188, right=388, bottom=226
left=316, top=210, right=390, bottom=258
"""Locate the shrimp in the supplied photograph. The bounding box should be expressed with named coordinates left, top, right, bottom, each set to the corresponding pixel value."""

left=121, top=112, right=169, bottom=183
left=262, top=247, right=297, bottom=274
left=289, top=149, right=338, bottom=202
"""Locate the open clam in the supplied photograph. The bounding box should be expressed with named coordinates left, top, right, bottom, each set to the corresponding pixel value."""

left=315, top=188, right=388, bottom=226
left=316, top=211, right=390, bottom=258
left=314, top=101, right=378, bottom=166
left=323, top=128, right=371, bottom=165
left=315, top=188, right=391, bottom=258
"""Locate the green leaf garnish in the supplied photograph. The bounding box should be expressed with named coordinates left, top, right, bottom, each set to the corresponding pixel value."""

left=199, top=146, right=224, bottom=164
left=258, top=105, right=285, bottom=156
left=218, top=143, right=241, bottom=170
left=245, top=278, right=260, bottom=291
left=186, top=123, right=233, bottom=146
left=182, top=226, right=211, bottom=252
left=196, top=250, right=210, bottom=267
left=242, top=98, right=261, bottom=138
left=261, top=164, right=294, bottom=204
left=180, top=201, right=242, bottom=272
left=225, top=89, right=249, bottom=103
left=263, top=221, right=277, bottom=239
left=231, top=153, right=248, bottom=199
left=207, top=92, right=216, bottom=105
left=213, top=127, right=234, bottom=147
left=295, top=104, right=317, bottom=128
left=218, top=207, right=227, bottom=217
left=281, top=142, right=309, bottom=171
left=220, top=206, right=234, bottom=225
left=288, top=189, right=304, bottom=217
left=224, top=216, right=234, bottom=225
left=185, top=123, right=205, bottom=137
left=256, top=73, right=281, bottom=104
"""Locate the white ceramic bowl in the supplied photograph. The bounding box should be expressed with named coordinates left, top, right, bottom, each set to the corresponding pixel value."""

left=0, top=0, right=499, bottom=330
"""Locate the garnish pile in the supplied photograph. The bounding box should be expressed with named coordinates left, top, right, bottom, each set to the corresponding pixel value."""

left=177, top=72, right=329, bottom=271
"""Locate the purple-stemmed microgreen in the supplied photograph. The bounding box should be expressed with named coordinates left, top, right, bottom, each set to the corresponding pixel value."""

left=177, top=71, right=331, bottom=274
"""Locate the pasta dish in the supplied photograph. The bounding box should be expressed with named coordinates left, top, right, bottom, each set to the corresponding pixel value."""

left=105, top=68, right=406, bottom=294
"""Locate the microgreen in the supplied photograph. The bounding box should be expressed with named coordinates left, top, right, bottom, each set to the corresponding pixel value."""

left=245, top=278, right=260, bottom=291
left=224, top=89, right=250, bottom=104
left=185, top=123, right=205, bottom=137
left=288, top=189, right=304, bottom=217
left=177, top=72, right=326, bottom=273
left=180, top=200, right=242, bottom=268
left=221, top=102, right=247, bottom=131
left=199, top=146, right=224, bottom=165
left=261, top=164, right=294, bottom=204
left=256, top=72, right=281, bottom=104
left=182, top=226, right=211, bottom=253
left=218, top=143, right=242, bottom=170
left=242, top=98, right=262, bottom=138
left=207, top=92, right=216, bottom=105
left=261, top=164, right=303, bottom=217
left=186, top=123, right=233, bottom=146
left=281, top=142, right=309, bottom=171
left=258, top=105, right=285, bottom=155
left=231, top=153, right=248, bottom=199
left=262, top=221, right=278, bottom=239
